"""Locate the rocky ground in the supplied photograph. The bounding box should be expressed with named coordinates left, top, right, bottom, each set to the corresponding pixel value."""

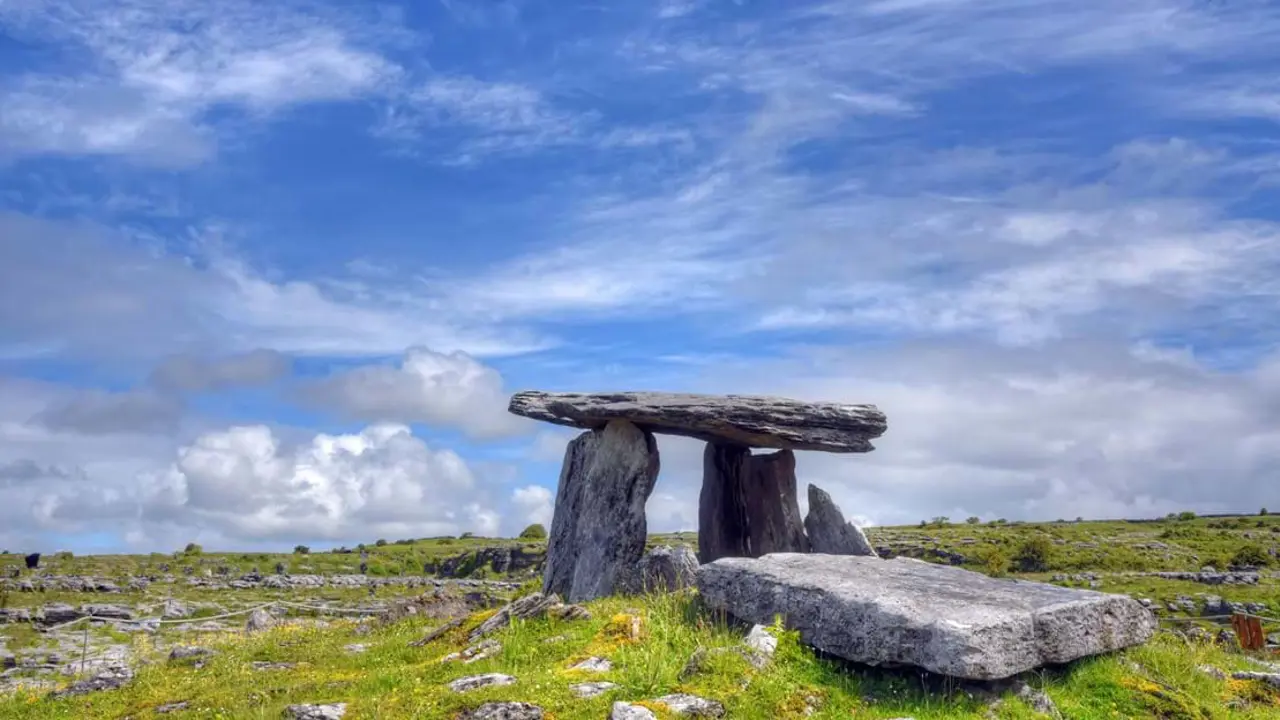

left=1, top=513, right=1278, bottom=718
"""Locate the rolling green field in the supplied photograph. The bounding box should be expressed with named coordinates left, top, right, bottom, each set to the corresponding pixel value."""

left=2, top=513, right=1278, bottom=719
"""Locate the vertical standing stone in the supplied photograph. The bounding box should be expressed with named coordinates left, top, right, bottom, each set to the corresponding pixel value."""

left=697, top=443, right=810, bottom=564
left=804, top=483, right=878, bottom=557
left=543, top=420, right=660, bottom=603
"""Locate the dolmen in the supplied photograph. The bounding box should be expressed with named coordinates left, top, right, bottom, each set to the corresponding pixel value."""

left=508, top=390, right=887, bottom=602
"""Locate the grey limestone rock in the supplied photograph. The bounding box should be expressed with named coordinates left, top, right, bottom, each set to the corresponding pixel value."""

left=653, top=693, right=726, bottom=717
left=569, top=656, right=612, bottom=672
left=803, top=484, right=877, bottom=557
left=698, top=444, right=809, bottom=563
left=543, top=420, right=659, bottom=603
left=611, top=703, right=658, bottom=720
left=696, top=553, right=1157, bottom=680
left=448, top=673, right=517, bottom=693
left=459, top=702, right=544, bottom=720
left=621, top=545, right=699, bottom=595
left=469, top=592, right=561, bottom=643
left=509, top=391, right=886, bottom=452
left=48, top=665, right=133, bottom=698
left=284, top=703, right=347, bottom=720
left=570, top=681, right=618, bottom=698
left=1232, top=671, right=1280, bottom=689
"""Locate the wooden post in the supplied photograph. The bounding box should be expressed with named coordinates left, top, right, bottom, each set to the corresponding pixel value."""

left=1231, top=613, right=1265, bottom=651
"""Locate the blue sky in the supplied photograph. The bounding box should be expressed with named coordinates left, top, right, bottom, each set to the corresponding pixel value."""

left=2, top=0, right=1280, bottom=554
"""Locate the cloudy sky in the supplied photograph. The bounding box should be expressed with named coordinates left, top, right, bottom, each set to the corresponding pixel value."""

left=2, top=0, right=1279, bottom=554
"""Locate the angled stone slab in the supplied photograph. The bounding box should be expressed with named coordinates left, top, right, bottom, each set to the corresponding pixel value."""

left=696, top=554, right=1157, bottom=680
left=508, top=391, right=886, bottom=452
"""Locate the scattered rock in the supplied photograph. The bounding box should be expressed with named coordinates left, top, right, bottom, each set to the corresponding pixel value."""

left=81, top=603, right=133, bottom=620
left=620, top=545, right=699, bottom=595
left=1231, top=671, right=1280, bottom=689
left=610, top=703, right=658, bottom=720
left=245, top=607, right=278, bottom=633
left=743, top=624, right=777, bottom=668
left=459, top=702, right=544, bottom=720
left=547, top=603, right=592, bottom=621
left=448, top=673, right=517, bottom=693
left=542, top=420, right=660, bottom=603
left=156, top=701, right=190, bottom=714
left=803, top=484, right=877, bottom=557
left=469, top=593, right=562, bottom=643
left=442, top=639, right=502, bottom=664
left=508, top=391, right=887, bottom=452
left=1014, top=682, right=1061, bottom=719
left=251, top=661, right=297, bottom=671
left=570, top=681, right=618, bottom=698
left=653, top=693, right=726, bottom=717
left=284, top=703, right=346, bottom=720
left=697, top=553, right=1157, bottom=680
left=162, top=599, right=192, bottom=619
left=343, top=643, right=369, bottom=654
left=1198, top=665, right=1227, bottom=680
left=168, top=646, right=214, bottom=662
left=569, top=656, right=613, bottom=672
left=48, top=665, right=133, bottom=698
left=411, top=617, right=466, bottom=647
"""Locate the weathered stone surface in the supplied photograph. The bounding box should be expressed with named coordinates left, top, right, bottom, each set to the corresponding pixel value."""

left=803, top=484, right=877, bottom=557
left=696, top=554, right=1157, bottom=680
left=448, top=673, right=517, bottom=693
left=698, top=445, right=809, bottom=564
left=245, top=607, right=278, bottom=633
left=48, top=665, right=133, bottom=698
left=469, top=592, right=561, bottom=643
left=569, top=656, right=612, bottom=672
left=570, top=681, right=618, bottom=698
left=653, top=693, right=726, bottom=717
left=620, top=545, right=699, bottom=595
left=459, top=702, right=545, bottom=720
left=284, top=703, right=346, bottom=720
left=1232, top=671, right=1280, bottom=689
left=611, top=703, right=657, bottom=720
left=543, top=420, right=660, bottom=603
left=509, top=391, right=886, bottom=452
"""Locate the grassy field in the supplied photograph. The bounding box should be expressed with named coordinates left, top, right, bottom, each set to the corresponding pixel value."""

left=1, top=513, right=1278, bottom=718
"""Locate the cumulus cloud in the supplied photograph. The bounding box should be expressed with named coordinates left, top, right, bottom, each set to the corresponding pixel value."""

left=298, top=347, right=531, bottom=439
left=143, top=423, right=499, bottom=542
left=511, top=485, right=554, bottom=529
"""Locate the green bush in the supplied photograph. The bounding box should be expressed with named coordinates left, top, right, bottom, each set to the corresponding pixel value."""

left=183, top=543, right=202, bottom=555
left=1231, top=544, right=1271, bottom=568
left=293, top=545, right=310, bottom=555
left=518, top=523, right=548, bottom=540
left=965, top=516, right=980, bottom=525
left=974, top=546, right=1010, bottom=577
left=1177, top=511, right=1197, bottom=521
left=375, top=538, right=388, bottom=547
left=1012, top=536, right=1053, bottom=572
left=1261, top=507, right=1269, bottom=516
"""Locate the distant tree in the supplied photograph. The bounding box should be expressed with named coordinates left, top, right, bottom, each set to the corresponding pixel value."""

left=1262, top=508, right=1269, bottom=516
left=1075, top=516, right=1083, bottom=523
left=183, top=543, right=202, bottom=555
left=994, top=518, right=1008, bottom=525
left=460, top=532, right=474, bottom=539
left=293, top=545, right=310, bottom=555
left=1177, top=511, right=1197, bottom=521
left=356, top=543, right=366, bottom=551
left=965, top=516, right=981, bottom=525
left=518, top=523, right=548, bottom=540
left=375, top=538, right=388, bottom=547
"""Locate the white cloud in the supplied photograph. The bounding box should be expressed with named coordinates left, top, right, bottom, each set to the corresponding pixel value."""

left=0, top=0, right=402, bottom=165
left=298, top=347, right=531, bottom=439
left=31, top=388, right=183, bottom=436
left=511, top=485, right=553, bottom=529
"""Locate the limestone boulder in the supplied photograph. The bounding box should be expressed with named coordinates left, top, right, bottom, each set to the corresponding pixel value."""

left=543, top=420, right=660, bottom=603
left=803, top=484, right=877, bottom=557
left=508, top=391, right=886, bottom=452
left=620, top=545, right=699, bottom=595
left=698, top=445, right=809, bottom=563
left=696, top=553, right=1157, bottom=680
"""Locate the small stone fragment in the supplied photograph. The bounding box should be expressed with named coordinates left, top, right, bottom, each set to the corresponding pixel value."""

left=284, top=703, right=347, bottom=720
left=245, top=608, right=278, bottom=633
left=570, top=681, right=618, bottom=698
left=251, top=661, right=297, bottom=671
left=469, top=593, right=562, bottom=642
left=569, top=656, right=612, bottom=672
left=610, top=703, right=658, bottom=720
left=653, top=693, right=726, bottom=718
left=743, top=624, right=777, bottom=668
left=1197, top=664, right=1227, bottom=680
left=448, top=673, right=517, bottom=693
left=1231, top=671, right=1280, bottom=689
left=547, top=603, right=592, bottom=621
left=168, top=646, right=214, bottom=662
left=48, top=665, right=133, bottom=698
left=156, top=701, right=190, bottom=714
left=1014, top=682, right=1061, bottom=719
left=343, top=643, right=369, bottom=654
left=459, top=702, right=544, bottom=720
left=411, top=617, right=465, bottom=647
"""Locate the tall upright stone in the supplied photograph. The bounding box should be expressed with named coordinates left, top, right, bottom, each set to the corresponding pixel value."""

left=698, top=444, right=809, bottom=564
left=804, top=484, right=878, bottom=557
left=544, top=420, right=661, bottom=603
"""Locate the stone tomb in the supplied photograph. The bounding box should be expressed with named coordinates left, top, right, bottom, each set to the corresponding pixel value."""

left=508, top=391, right=887, bottom=602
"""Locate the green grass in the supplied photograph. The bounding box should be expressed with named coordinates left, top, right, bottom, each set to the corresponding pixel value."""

left=2, top=515, right=1279, bottom=718
left=2, top=590, right=1277, bottom=719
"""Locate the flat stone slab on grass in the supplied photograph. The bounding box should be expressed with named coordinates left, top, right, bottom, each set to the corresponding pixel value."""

left=508, top=391, right=886, bottom=452
left=697, top=553, right=1157, bottom=680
